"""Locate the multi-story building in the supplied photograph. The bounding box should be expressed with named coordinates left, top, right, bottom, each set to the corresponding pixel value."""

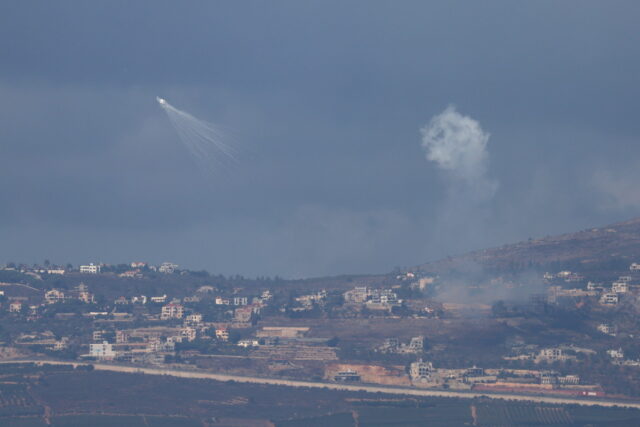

left=89, top=341, right=116, bottom=360
left=233, top=296, right=248, bottom=306
left=185, top=313, right=203, bottom=325
left=536, top=348, right=564, bottom=362
left=408, top=336, right=425, bottom=352
left=92, top=330, right=106, bottom=342
left=612, top=282, right=629, bottom=293
left=410, top=359, right=434, bottom=381
left=44, top=289, right=65, bottom=304
left=600, top=293, right=619, bottom=305
left=115, top=330, right=129, bottom=344
left=79, top=263, right=100, bottom=274
left=215, top=327, right=229, bottom=341
left=181, top=327, right=197, bottom=342
left=161, top=303, right=184, bottom=320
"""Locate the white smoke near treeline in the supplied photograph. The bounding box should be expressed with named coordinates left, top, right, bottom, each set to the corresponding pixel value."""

left=157, top=97, right=237, bottom=176
left=420, top=105, right=499, bottom=257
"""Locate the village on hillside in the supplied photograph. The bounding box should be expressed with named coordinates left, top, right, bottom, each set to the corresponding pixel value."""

left=2, top=258, right=640, bottom=399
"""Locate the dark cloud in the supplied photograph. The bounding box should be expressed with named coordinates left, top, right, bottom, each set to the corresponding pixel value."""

left=1, top=2, right=639, bottom=276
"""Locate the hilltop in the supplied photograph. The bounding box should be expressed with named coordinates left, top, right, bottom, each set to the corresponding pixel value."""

left=416, top=217, right=640, bottom=278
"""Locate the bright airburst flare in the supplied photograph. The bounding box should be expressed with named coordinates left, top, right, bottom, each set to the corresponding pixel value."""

left=157, top=97, right=237, bottom=176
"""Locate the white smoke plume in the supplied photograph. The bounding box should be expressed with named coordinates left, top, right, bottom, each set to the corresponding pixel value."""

left=421, top=105, right=497, bottom=198
left=420, top=106, right=498, bottom=257
left=157, top=97, right=237, bottom=176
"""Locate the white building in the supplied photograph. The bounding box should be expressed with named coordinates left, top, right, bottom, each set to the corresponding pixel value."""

left=44, top=289, right=65, bottom=304
left=607, top=348, right=624, bottom=360
left=115, top=330, right=129, bottom=344
left=630, top=263, right=640, bottom=271
left=80, top=263, right=101, bottom=274
left=215, top=328, right=229, bottom=341
left=161, top=303, right=184, bottom=320
left=612, top=282, right=629, bottom=293
left=89, top=341, right=116, bottom=360
left=537, top=348, right=564, bottom=362
left=597, top=323, right=616, bottom=336
left=181, top=327, right=197, bottom=342
left=215, top=297, right=230, bottom=305
left=233, top=296, right=248, bottom=306
left=185, top=313, right=203, bottom=325
left=410, top=359, right=435, bottom=381
left=150, top=295, right=167, bottom=303
left=587, top=282, right=603, bottom=291
left=600, top=293, right=619, bottom=305
left=158, top=262, right=178, bottom=274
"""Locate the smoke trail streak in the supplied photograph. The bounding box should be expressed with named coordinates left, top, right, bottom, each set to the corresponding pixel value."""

left=157, top=97, right=237, bottom=176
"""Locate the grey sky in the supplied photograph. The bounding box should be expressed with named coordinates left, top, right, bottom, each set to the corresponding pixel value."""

left=1, top=2, right=639, bottom=277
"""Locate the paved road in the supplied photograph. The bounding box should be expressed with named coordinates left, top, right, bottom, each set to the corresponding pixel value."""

left=4, top=359, right=640, bottom=409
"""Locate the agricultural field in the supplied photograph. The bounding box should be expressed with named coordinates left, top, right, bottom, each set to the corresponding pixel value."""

left=1, top=415, right=203, bottom=427
left=475, top=403, right=572, bottom=425
left=276, top=412, right=355, bottom=427
left=1, top=418, right=48, bottom=427
left=0, top=367, right=638, bottom=426
left=0, top=383, right=42, bottom=417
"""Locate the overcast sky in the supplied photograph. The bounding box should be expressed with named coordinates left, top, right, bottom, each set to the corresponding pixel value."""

left=1, top=2, right=639, bottom=277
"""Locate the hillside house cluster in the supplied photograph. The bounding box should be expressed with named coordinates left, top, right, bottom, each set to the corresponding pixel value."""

left=344, top=286, right=400, bottom=309
left=378, top=336, right=425, bottom=354
left=293, top=290, right=327, bottom=310
left=545, top=274, right=638, bottom=308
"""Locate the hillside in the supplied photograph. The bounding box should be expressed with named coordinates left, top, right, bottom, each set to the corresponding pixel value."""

left=416, top=217, right=640, bottom=277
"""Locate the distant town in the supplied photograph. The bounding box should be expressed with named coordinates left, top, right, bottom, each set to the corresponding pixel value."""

left=2, top=257, right=640, bottom=403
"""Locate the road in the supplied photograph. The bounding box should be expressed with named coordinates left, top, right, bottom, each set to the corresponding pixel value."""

left=4, top=359, right=640, bottom=409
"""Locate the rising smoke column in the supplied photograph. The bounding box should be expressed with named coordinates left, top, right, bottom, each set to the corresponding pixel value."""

left=156, top=97, right=237, bottom=176
left=420, top=105, right=498, bottom=255
left=421, top=105, right=497, bottom=198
